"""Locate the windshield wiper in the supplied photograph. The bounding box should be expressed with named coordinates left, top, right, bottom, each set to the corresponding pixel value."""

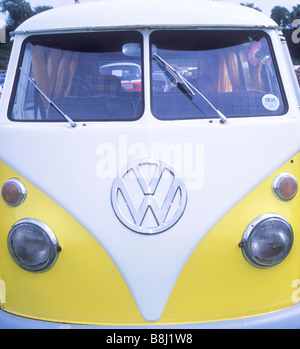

left=153, top=53, right=195, bottom=97
left=152, top=53, right=227, bottom=124
left=20, top=68, right=76, bottom=128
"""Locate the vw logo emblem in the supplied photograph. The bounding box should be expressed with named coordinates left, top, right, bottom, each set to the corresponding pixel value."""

left=111, top=159, right=187, bottom=234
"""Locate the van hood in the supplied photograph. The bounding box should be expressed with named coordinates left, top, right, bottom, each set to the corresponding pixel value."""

left=0, top=119, right=300, bottom=321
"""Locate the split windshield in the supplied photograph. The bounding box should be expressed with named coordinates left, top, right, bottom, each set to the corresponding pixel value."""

left=10, top=29, right=286, bottom=123
left=10, top=31, right=143, bottom=122
left=150, top=30, right=286, bottom=120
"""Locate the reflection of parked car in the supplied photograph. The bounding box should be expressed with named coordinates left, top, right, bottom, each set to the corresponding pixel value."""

left=152, top=72, right=170, bottom=92
left=100, top=63, right=141, bottom=91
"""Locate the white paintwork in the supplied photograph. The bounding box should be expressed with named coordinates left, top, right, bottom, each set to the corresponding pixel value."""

left=1, top=0, right=300, bottom=322
left=13, top=0, right=277, bottom=34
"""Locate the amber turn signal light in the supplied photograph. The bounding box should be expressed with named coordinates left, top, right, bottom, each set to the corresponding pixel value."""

left=272, top=173, right=298, bottom=201
left=1, top=178, right=27, bottom=206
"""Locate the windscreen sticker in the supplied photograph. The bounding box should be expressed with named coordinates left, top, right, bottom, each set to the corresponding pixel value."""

left=262, top=94, right=280, bottom=111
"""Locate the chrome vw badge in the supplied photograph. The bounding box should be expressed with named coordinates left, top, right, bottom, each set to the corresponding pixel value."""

left=111, top=159, right=187, bottom=234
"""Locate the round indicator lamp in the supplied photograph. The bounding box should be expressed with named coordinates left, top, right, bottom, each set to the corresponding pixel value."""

left=1, top=178, right=27, bottom=206
left=272, top=173, right=298, bottom=201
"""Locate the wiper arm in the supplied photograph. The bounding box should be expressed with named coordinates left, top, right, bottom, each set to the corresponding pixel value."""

left=153, top=53, right=227, bottom=124
left=20, top=68, right=76, bottom=128
left=183, top=76, right=228, bottom=124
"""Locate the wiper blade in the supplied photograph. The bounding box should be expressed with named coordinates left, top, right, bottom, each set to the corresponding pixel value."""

left=153, top=53, right=195, bottom=98
left=20, top=68, right=76, bottom=128
left=153, top=53, right=227, bottom=124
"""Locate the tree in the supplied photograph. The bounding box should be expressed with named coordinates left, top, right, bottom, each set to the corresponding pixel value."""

left=290, top=5, right=300, bottom=24
left=269, top=5, right=300, bottom=64
left=271, top=6, right=291, bottom=28
left=240, top=3, right=262, bottom=12
left=0, top=0, right=53, bottom=32
left=34, top=5, right=54, bottom=15
left=0, top=0, right=53, bottom=69
left=0, top=0, right=33, bottom=31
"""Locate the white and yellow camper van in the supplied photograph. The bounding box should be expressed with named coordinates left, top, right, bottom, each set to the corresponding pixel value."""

left=1, top=0, right=300, bottom=329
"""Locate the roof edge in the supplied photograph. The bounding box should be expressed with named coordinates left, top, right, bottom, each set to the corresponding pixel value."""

left=11, top=24, right=280, bottom=37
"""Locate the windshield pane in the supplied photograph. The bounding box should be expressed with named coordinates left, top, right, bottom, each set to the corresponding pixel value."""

left=10, top=31, right=143, bottom=122
left=150, top=30, right=286, bottom=120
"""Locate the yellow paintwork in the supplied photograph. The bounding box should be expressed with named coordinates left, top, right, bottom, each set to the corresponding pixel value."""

left=0, top=153, right=300, bottom=325
left=161, top=152, right=300, bottom=324
left=0, top=161, right=145, bottom=324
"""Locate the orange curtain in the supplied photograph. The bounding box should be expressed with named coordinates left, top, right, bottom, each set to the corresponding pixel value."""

left=31, top=45, right=51, bottom=104
left=30, top=44, right=79, bottom=102
left=218, top=54, right=232, bottom=93
left=64, top=53, right=80, bottom=96
left=53, top=51, right=72, bottom=98
left=250, top=63, right=265, bottom=90
left=47, top=49, right=62, bottom=97
left=218, top=47, right=266, bottom=93
left=218, top=49, right=242, bottom=93
left=225, top=50, right=241, bottom=91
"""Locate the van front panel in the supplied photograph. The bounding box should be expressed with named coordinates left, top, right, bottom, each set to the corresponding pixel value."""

left=1, top=14, right=300, bottom=326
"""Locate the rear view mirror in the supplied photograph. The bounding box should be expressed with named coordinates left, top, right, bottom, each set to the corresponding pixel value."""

left=122, top=43, right=141, bottom=57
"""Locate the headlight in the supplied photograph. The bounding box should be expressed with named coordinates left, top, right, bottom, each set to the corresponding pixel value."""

left=8, top=219, right=60, bottom=272
left=240, top=214, right=293, bottom=268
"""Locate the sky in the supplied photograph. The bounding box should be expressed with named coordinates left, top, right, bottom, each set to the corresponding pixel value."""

left=26, top=0, right=299, bottom=17
left=0, top=0, right=297, bottom=22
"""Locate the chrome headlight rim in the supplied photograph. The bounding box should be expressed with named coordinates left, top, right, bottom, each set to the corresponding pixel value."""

left=8, top=218, right=60, bottom=272
left=241, top=213, right=294, bottom=269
